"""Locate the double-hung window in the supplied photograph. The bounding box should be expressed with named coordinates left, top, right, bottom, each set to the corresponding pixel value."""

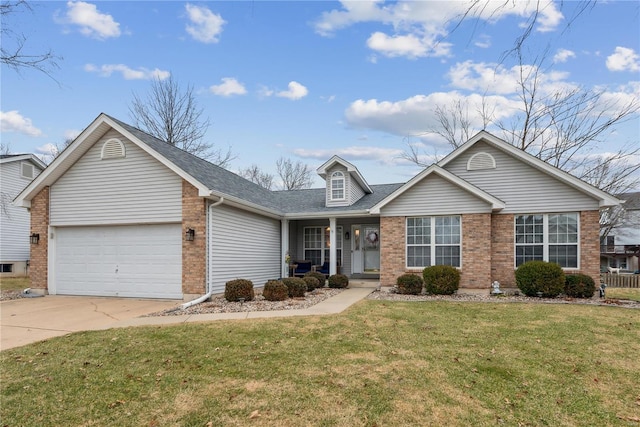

left=330, top=171, right=345, bottom=200
left=515, top=213, right=579, bottom=268
left=406, top=216, right=461, bottom=268
left=303, top=226, right=343, bottom=266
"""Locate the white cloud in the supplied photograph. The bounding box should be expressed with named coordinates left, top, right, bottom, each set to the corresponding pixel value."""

left=294, top=146, right=405, bottom=166
left=553, top=48, right=576, bottom=63
left=606, top=47, right=640, bottom=72
left=84, top=63, right=170, bottom=80
left=474, top=34, right=491, bottom=49
left=0, top=111, right=43, bottom=137
left=35, top=143, right=57, bottom=156
left=314, top=1, right=563, bottom=59
left=64, top=129, right=81, bottom=142
left=276, top=81, right=309, bottom=100
left=58, top=1, right=121, bottom=40
left=447, top=60, right=573, bottom=96
left=343, top=92, right=519, bottom=140
left=209, top=77, right=247, bottom=97
left=185, top=3, right=225, bottom=43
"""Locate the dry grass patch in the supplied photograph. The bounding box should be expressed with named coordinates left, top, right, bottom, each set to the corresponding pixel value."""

left=1, top=301, right=639, bottom=426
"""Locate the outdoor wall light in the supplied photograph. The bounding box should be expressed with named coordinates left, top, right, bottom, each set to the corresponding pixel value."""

left=344, top=231, right=350, bottom=240
left=30, top=233, right=40, bottom=245
left=185, top=228, right=195, bottom=241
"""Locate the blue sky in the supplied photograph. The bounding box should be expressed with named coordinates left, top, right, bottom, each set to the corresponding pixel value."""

left=1, top=1, right=639, bottom=189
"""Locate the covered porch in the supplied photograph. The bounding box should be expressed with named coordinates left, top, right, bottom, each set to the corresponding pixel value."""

left=280, top=216, right=381, bottom=280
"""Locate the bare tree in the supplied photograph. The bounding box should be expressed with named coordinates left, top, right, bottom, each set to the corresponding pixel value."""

left=1, top=1, right=60, bottom=78
left=238, top=164, right=275, bottom=190
left=35, top=138, right=73, bottom=165
left=129, top=75, right=234, bottom=167
left=276, top=157, right=313, bottom=190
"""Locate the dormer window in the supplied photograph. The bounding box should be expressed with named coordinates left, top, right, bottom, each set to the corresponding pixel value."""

left=331, top=171, right=345, bottom=200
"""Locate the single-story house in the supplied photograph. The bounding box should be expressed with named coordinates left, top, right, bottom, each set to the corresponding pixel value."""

left=600, top=191, right=640, bottom=273
left=14, top=113, right=621, bottom=300
left=1, top=154, right=46, bottom=277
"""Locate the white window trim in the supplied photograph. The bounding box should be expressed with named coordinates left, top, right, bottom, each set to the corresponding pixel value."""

left=514, top=212, right=580, bottom=270
left=405, top=216, right=462, bottom=270
left=303, top=226, right=343, bottom=265
left=330, top=171, right=346, bottom=201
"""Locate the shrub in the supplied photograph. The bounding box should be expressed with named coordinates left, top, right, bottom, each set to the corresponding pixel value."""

left=224, top=279, right=254, bottom=302
left=262, top=280, right=289, bottom=301
left=396, top=273, right=423, bottom=295
left=564, top=274, right=596, bottom=298
left=282, top=277, right=307, bottom=298
left=304, top=271, right=327, bottom=288
left=303, top=276, right=320, bottom=292
left=422, top=265, right=460, bottom=295
left=328, top=274, right=349, bottom=288
left=515, top=261, right=565, bottom=298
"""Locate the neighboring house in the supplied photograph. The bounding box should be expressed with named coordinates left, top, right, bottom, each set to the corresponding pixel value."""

left=14, top=113, right=620, bottom=300
left=0, top=154, right=46, bottom=277
left=601, top=192, right=640, bottom=273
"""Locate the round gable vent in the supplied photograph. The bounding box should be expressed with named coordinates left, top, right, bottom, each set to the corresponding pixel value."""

left=467, top=152, right=496, bottom=171
left=101, top=138, right=126, bottom=159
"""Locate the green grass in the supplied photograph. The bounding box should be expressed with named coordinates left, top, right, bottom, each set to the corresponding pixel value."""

left=607, top=287, right=640, bottom=302
left=0, top=276, right=30, bottom=292
left=1, top=301, right=639, bottom=426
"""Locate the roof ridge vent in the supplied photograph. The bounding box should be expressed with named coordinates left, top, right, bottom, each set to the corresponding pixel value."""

left=467, top=152, right=496, bottom=171
left=101, top=138, right=126, bottom=160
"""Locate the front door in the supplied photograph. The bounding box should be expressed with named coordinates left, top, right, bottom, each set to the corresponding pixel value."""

left=351, top=225, right=380, bottom=274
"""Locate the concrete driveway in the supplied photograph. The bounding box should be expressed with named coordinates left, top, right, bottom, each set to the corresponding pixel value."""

left=1, top=295, right=179, bottom=351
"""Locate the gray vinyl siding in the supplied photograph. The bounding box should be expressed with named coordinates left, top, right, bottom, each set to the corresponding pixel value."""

left=208, top=204, right=281, bottom=294
left=0, top=161, right=42, bottom=261
left=380, top=174, right=492, bottom=217
left=50, top=130, right=182, bottom=226
left=349, top=177, right=365, bottom=205
left=325, top=165, right=366, bottom=207
left=443, top=141, right=599, bottom=213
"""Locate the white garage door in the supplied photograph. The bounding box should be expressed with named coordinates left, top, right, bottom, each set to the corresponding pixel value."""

left=55, top=224, right=182, bottom=299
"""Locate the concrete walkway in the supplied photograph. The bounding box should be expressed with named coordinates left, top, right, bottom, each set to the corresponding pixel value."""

left=1, top=286, right=376, bottom=351
left=110, top=287, right=376, bottom=328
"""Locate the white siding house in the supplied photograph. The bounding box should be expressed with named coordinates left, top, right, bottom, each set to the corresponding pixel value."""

left=0, top=154, right=45, bottom=277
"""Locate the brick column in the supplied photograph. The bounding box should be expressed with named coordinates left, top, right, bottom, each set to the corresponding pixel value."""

left=460, top=213, right=491, bottom=289
left=182, top=180, right=207, bottom=297
left=380, top=216, right=406, bottom=288
left=579, top=210, right=600, bottom=284
left=29, top=187, right=49, bottom=292
left=491, top=213, right=515, bottom=287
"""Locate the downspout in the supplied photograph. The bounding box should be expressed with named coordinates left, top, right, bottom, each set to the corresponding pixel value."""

left=180, top=196, right=224, bottom=310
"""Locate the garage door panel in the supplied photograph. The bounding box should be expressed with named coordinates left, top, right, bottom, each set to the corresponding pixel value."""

left=55, top=224, right=182, bottom=299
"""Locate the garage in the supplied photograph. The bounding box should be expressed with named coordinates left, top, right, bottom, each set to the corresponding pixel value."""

left=54, top=224, right=182, bottom=299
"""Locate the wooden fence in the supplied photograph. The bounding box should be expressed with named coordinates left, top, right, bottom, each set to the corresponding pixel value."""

left=600, top=274, right=640, bottom=288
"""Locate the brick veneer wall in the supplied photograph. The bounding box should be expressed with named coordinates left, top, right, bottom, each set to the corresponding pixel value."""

left=491, top=213, right=516, bottom=287
left=380, top=216, right=405, bottom=287
left=29, top=186, right=49, bottom=292
left=578, top=210, right=600, bottom=284
left=182, top=180, right=207, bottom=296
left=461, top=214, right=492, bottom=289
left=381, top=214, right=493, bottom=289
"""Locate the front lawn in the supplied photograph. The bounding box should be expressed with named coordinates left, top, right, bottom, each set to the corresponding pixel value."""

left=1, top=301, right=639, bottom=426
left=607, top=287, right=640, bottom=302
left=0, top=276, right=29, bottom=292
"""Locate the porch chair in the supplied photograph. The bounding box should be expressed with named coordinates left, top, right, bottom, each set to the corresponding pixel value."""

left=293, top=260, right=313, bottom=277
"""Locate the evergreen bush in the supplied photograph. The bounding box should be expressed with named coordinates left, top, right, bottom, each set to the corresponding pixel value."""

left=422, top=265, right=460, bottom=295
left=224, top=279, right=254, bottom=302
left=515, top=261, right=565, bottom=298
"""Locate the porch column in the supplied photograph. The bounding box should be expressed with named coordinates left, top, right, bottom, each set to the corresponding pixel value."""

left=281, top=219, right=290, bottom=278
left=329, top=217, right=337, bottom=275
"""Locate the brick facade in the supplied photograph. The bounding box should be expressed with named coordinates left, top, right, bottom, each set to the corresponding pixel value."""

left=460, top=214, right=492, bottom=288
left=578, top=210, right=600, bottom=284
left=29, top=186, right=49, bottom=292
left=182, top=180, right=207, bottom=296
left=491, top=213, right=516, bottom=287
left=380, top=216, right=405, bottom=287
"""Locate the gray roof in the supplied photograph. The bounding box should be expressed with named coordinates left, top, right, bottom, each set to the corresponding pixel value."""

left=620, top=192, right=640, bottom=210
left=109, top=115, right=403, bottom=216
